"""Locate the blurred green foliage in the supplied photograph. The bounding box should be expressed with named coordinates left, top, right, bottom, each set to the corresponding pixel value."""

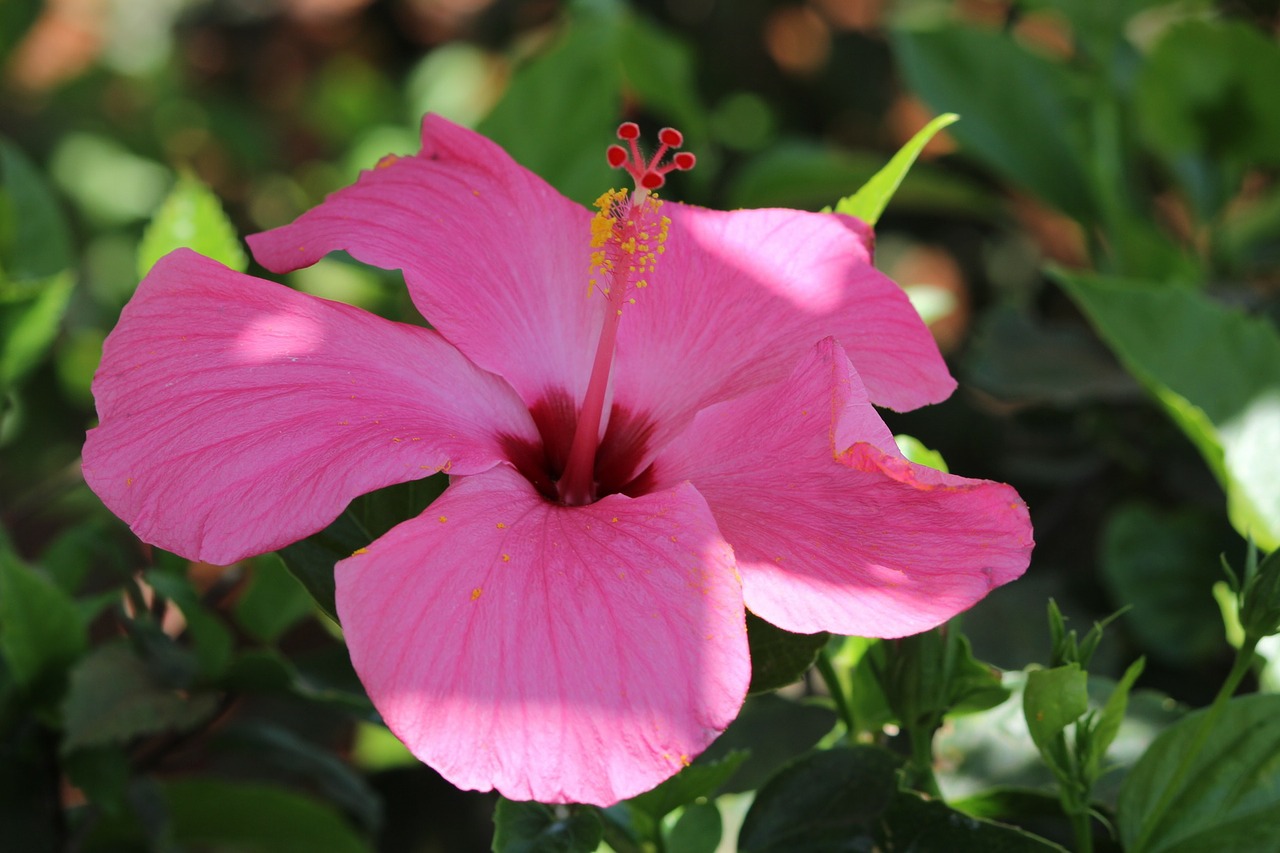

left=1, top=0, right=1278, bottom=850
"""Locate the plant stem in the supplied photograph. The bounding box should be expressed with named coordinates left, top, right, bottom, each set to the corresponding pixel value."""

left=814, top=649, right=858, bottom=740
left=906, top=723, right=943, bottom=800
left=1130, top=638, right=1257, bottom=852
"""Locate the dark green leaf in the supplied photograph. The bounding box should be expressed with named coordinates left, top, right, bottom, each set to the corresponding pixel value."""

left=892, top=24, right=1095, bottom=220
left=698, top=694, right=837, bottom=794
left=0, top=0, right=41, bottom=59
left=491, top=799, right=603, bottom=853
left=629, top=750, right=747, bottom=821
left=951, top=787, right=1070, bottom=823
left=1119, top=693, right=1280, bottom=852
left=220, top=721, right=383, bottom=833
left=162, top=778, right=370, bottom=853
left=880, top=791, right=1069, bottom=852
left=0, top=717, right=60, bottom=853
left=666, top=802, right=722, bottom=853
left=61, top=642, right=219, bottom=751
left=746, top=611, right=828, bottom=693
left=831, top=112, right=957, bottom=226
left=738, top=745, right=899, bottom=852
left=136, top=173, right=247, bottom=276
left=1057, top=270, right=1280, bottom=550
left=1100, top=503, right=1229, bottom=665
left=235, top=554, right=316, bottom=644
left=0, top=545, right=87, bottom=704
left=62, top=745, right=131, bottom=817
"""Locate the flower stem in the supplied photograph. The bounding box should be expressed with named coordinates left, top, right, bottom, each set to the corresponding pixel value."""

left=815, top=648, right=858, bottom=740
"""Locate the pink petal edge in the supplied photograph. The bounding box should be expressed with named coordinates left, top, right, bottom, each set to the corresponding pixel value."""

left=648, top=337, right=1033, bottom=638
left=248, top=115, right=603, bottom=413
left=336, top=466, right=750, bottom=805
left=83, top=249, right=538, bottom=565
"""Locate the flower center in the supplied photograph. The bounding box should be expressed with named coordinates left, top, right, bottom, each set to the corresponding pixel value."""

left=555, top=123, right=694, bottom=506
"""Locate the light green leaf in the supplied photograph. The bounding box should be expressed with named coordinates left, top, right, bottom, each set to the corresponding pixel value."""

left=831, top=112, right=957, bottom=226
left=894, top=434, right=949, bottom=473
left=1023, top=664, right=1088, bottom=771
left=0, top=137, right=73, bottom=283
left=163, top=778, right=370, bottom=853
left=1119, top=693, right=1280, bottom=852
left=137, top=173, right=247, bottom=277
left=1057, top=270, right=1280, bottom=550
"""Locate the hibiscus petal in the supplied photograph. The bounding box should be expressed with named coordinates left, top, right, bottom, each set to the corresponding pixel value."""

left=247, top=114, right=600, bottom=409
left=83, top=249, right=538, bottom=565
left=646, top=338, right=1032, bottom=638
left=337, top=466, right=749, bottom=805
left=609, top=204, right=955, bottom=458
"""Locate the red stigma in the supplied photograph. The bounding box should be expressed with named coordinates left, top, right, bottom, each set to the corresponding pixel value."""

left=606, top=122, right=695, bottom=193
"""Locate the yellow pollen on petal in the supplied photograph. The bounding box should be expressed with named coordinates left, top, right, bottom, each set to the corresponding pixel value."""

left=502, top=553, right=510, bottom=562
left=471, top=587, right=483, bottom=601
left=496, top=522, right=506, bottom=529
left=351, top=547, right=369, bottom=556
left=438, top=516, right=448, bottom=523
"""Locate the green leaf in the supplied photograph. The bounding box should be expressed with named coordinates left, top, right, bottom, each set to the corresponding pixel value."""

left=0, top=272, right=74, bottom=392
left=137, top=173, right=247, bottom=276
left=0, top=545, right=87, bottom=704
left=1056, top=270, right=1280, bottom=550
left=697, top=694, right=837, bottom=794
left=830, top=113, right=958, bottom=226
left=219, top=721, right=383, bottom=833
left=145, top=569, right=234, bottom=679
left=0, top=0, right=41, bottom=59
left=491, top=799, right=603, bottom=853
left=666, top=802, right=722, bottom=853
left=1119, top=693, right=1280, bottom=852
left=891, top=24, right=1095, bottom=220
left=1100, top=503, right=1230, bottom=665
left=0, top=137, right=73, bottom=283
left=61, top=642, right=219, bottom=751
left=1022, top=664, right=1088, bottom=770
left=728, top=141, right=995, bottom=215
left=235, top=554, right=316, bottom=644
left=162, top=778, right=370, bottom=853
left=880, top=791, right=1069, bottom=852
left=738, top=745, right=899, bottom=852
left=278, top=478, right=448, bottom=623
left=628, top=751, right=747, bottom=822
left=1085, top=657, right=1145, bottom=781
left=1135, top=20, right=1280, bottom=218
left=745, top=611, right=828, bottom=693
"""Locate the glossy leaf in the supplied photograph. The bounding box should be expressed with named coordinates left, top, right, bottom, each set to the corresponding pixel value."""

left=628, top=750, right=747, bottom=822
left=1058, top=270, right=1280, bottom=550
left=745, top=612, right=828, bottom=693
left=1119, top=693, right=1280, bottom=852
left=491, top=799, right=603, bottom=853
left=697, top=694, right=837, bottom=794
left=831, top=112, right=958, bottom=226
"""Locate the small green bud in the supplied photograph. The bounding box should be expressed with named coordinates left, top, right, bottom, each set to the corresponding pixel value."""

left=1240, top=548, right=1280, bottom=642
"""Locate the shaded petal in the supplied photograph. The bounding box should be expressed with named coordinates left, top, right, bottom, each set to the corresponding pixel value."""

left=83, top=249, right=538, bottom=565
left=608, top=204, right=955, bottom=459
left=248, top=114, right=601, bottom=409
left=337, top=466, right=749, bottom=805
left=647, top=338, right=1032, bottom=638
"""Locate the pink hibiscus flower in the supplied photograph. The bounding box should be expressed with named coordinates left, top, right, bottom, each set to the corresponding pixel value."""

left=82, top=116, right=1033, bottom=805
